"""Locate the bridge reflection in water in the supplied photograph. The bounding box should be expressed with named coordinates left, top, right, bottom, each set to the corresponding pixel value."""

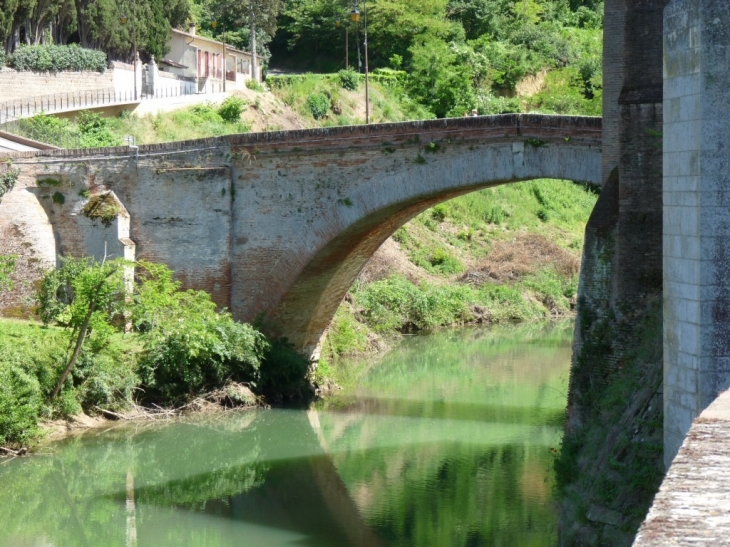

left=0, top=323, right=570, bottom=547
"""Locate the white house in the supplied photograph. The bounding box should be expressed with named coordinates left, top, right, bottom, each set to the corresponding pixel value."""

left=161, top=25, right=259, bottom=94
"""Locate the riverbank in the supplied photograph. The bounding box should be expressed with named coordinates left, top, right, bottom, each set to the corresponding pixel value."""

left=319, top=178, right=599, bottom=364
left=0, top=322, right=572, bottom=546
left=0, top=307, right=307, bottom=452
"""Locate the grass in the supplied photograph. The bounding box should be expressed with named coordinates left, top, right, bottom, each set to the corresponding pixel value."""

left=108, top=103, right=251, bottom=145
left=322, top=179, right=599, bottom=361
left=270, top=73, right=433, bottom=126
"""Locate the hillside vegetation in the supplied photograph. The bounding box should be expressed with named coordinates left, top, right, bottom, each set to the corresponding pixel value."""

left=318, top=179, right=598, bottom=367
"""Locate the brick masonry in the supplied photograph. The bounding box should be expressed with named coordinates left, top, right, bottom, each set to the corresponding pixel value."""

left=0, top=68, right=115, bottom=104
left=0, top=115, right=602, bottom=354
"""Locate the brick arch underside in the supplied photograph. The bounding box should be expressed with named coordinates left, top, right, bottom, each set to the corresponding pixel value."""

left=266, top=177, right=570, bottom=356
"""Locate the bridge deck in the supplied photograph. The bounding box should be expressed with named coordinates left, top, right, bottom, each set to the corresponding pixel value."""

left=634, top=390, right=730, bottom=546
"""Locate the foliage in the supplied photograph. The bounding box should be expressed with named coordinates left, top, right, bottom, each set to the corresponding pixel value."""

left=133, top=261, right=269, bottom=403
left=9, top=44, right=107, bottom=72
left=306, top=91, right=330, bottom=119
left=0, top=164, right=19, bottom=202
left=77, top=111, right=124, bottom=148
left=272, top=0, right=603, bottom=119
left=337, top=68, right=359, bottom=90
left=246, top=77, right=265, bottom=91
left=1, top=0, right=188, bottom=61
left=0, top=254, right=16, bottom=292
left=217, top=95, right=247, bottom=122
left=36, top=256, right=129, bottom=399
left=9, top=103, right=252, bottom=150
left=0, top=362, right=43, bottom=445
left=0, top=49, right=4, bottom=66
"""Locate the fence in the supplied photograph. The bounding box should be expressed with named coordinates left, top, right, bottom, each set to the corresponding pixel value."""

left=0, top=118, right=82, bottom=149
left=0, top=84, right=201, bottom=125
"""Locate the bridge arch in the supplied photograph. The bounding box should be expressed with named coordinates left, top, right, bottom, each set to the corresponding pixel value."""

left=2, top=114, right=600, bottom=355
left=225, top=115, right=602, bottom=354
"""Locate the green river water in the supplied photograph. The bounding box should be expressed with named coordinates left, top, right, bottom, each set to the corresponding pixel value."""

left=0, top=322, right=572, bottom=547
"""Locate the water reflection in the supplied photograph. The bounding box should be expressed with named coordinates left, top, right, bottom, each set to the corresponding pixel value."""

left=0, top=322, right=570, bottom=547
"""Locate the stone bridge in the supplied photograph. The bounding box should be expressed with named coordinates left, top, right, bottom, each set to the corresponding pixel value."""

left=0, top=114, right=601, bottom=356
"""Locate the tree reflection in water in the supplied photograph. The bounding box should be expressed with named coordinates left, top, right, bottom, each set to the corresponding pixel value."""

left=0, top=321, right=571, bottom=547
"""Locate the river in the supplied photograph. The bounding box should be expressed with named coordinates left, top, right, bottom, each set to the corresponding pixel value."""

left=0, top=321, right=572, bottom=547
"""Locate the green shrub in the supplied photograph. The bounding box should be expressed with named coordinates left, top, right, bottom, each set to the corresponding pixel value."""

left=217, top=96, right=246, bottom=122
left=355, top=275, right=471, bottom=333
left=246, top=78, right=265, bottom=92
left=0, top=363, right=43, bottom=445
left=258, top=338, right=310, bottom=400
left=77, top=111, right=123, bottom=148
left=428, top=248, right=463, bottom=274
left=71, top=339, right=139, bottom=412
left=0, top=50, right=5, bottom=67
left=431, top=204, right=448, bottom=222
left=338, top=69, right=359, bottom=91
left=306, top=92, right=331, bottom=119
left=10, top=44, right=107, bottom=72
left=135, top=277, right=269, bottom=404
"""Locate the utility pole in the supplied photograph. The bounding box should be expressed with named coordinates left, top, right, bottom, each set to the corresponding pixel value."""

left=249, top=0, right=258, bottom=82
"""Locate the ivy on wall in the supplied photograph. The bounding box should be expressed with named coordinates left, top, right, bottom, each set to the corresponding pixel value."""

left=0, top=162, right=19, bottom=203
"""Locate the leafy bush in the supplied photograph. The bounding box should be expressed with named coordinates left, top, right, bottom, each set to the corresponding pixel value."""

left=133, top=263, right=269, bottom=403
left=0, top=50, right=4, bottom=67
left=338, top=69, right=359, bottom=91
left=428, top=248, right=463, bottom=274
left=0, top=166, right=19, bottom=202
left=217, top=96, right=246, bottom=122
left=10, top=44, right=107, bottom=72
left=356, top=275, right=472, bottom=333
left=246, top=78, right=265, bottom=92
left=77, top=111, right=123, bottom=148
left=0, top=363, right=43, bottom=445
left=306, top=92, right=330, bottom=119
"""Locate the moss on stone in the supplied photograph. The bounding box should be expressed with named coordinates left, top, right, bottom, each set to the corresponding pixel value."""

left=83, top=193, right=120, bottom=227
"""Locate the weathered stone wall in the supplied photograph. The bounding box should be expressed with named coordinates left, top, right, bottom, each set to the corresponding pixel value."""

left=561, top=0, right=669, bottom=544
left=0, top=115, right=602, bottom=350
left=663, top=0, right=730, bottom=468
left=0, top=68, right=115, bottom=104
left=0, top=162, right=56, bottom=316
left=602, top=0, right=626, bottom=183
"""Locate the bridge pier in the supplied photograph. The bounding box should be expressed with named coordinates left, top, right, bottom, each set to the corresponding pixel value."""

left=663, top=0, right=730, bottom=467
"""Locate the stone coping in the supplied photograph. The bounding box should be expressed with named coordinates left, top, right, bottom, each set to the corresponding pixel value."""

left=634, top=389, right=730, bottom=546
left=5, top=114, right=602, bottom=161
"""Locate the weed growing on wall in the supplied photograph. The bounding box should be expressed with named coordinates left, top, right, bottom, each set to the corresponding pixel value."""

left=0, top=163, right=19, bottom=202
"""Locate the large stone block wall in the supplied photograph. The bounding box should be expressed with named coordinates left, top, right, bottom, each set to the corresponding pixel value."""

left=0, top=69, right=115, bottom=104
left=663, top=0, right=730, bottom=467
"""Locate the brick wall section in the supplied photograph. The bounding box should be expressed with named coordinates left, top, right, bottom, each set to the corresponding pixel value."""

left=602, top=0, right=626, bottom=183
left=0, top=115, right=601, bottom=351
left=569, top=0, right=667, bottom=408
left=0, top=69, right=115, bottom=104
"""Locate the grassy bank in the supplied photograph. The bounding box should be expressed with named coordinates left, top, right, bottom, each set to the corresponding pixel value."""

left=0, top=259, right=311, bottom=450
left=319, top=178, right=599, bottom=365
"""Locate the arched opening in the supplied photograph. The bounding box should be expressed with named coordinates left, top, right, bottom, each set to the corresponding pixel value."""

left=265, top=177, right=599, bottom=356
